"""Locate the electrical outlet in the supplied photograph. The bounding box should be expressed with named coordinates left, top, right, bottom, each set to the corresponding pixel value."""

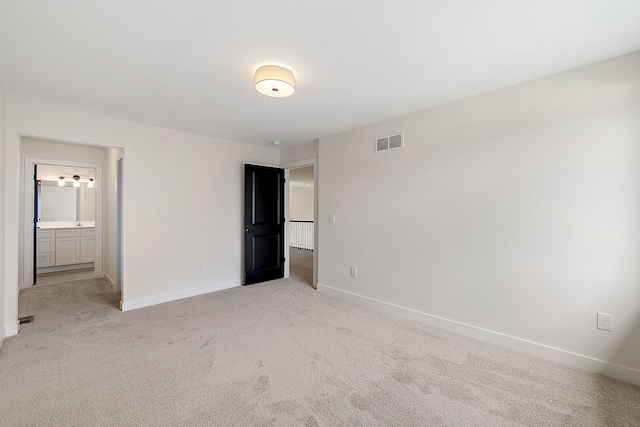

left=597, top=312, right=613, bottom=332
left=197, top=262, right=204, bottom=272
left=330, top=214, right=336, bottom=223
left=350, top=266, right=357, bottom=277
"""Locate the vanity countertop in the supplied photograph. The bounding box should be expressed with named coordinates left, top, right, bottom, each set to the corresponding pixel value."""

left=37, top=221, right=95, bottom=230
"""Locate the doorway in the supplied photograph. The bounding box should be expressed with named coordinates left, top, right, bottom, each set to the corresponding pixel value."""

left=283, top=160, right=317, bottom=288
left=20, top=137, right=124, bottom=313
left=242, top=161, right=317, bottom=288
left=287, top=166, right=314, bottom=286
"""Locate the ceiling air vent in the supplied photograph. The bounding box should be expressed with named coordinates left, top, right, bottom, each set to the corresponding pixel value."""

left=375, top=133, right=403, bottom=152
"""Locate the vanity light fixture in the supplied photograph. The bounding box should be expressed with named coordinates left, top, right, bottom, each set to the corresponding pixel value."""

left=56, top=174, right=96, bottom=187
left=254, top=65, right=295, bottom=98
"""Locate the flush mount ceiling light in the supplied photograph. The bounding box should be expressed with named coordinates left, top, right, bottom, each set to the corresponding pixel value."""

left=58, top=176, right=66, bottom=187
left=73, top=175, right=81, bottom=188
left=87, top=178, right=95, bottom=188
left=254, top=65, right=295, bottom=98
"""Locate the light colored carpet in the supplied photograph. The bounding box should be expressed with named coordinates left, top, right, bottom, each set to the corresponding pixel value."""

left=1, top=274, right=639, bottom=426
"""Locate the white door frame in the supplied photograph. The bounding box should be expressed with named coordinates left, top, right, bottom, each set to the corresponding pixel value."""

left=22, top=157, right=104, bottom=289
left=282, top=158, right=318, bottom=288
left=116, top=152, right=125, bottom=302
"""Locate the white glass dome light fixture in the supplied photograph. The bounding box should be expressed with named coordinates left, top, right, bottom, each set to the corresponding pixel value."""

left=254, top=65, right=295, bottom=98
left=58, top=176, right=66, bottom=187
left=87, top=178, right=95, bottom=188
left=73, top=175, right=81, bottom=188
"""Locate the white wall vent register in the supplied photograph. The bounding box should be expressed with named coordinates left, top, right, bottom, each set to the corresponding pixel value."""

left=375, top=133, right=403, bottom=152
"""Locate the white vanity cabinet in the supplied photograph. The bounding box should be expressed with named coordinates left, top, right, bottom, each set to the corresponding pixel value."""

left=55, top=229, right=81, bottom=265
left=80, top=228, right=96, bottom=263
left=36, top=229, right=56, bottom=268
left=36, top=226, right=96, bottom=269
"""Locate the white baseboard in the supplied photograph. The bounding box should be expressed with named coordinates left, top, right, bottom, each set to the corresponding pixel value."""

left=103, top=273, right=116, bottom=291
left=1, top=323, right=19, bottom=351
left=121, top=280, right=241, bottom=312
left=37, top=263, right=94, bottom=274
left=4, top=324, right=19, bottom=337
left=317, top=284, right=640, bottom=387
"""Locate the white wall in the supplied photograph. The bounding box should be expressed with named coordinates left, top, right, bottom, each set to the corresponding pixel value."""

left=4, top=98, right=280, bottom=323
left=280, top=139, right=318, bottom=165
left=318, top=52, right=640, bottom=383
left=290, top=186, right=314, bottom=221
left=0, top=82, right=7, bottom=347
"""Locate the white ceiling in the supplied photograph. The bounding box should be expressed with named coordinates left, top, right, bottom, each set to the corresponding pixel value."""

left=1, top=1, right=638, bottom=149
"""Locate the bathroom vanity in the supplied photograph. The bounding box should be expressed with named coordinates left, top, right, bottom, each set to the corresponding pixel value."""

left=36, top=222, right=95, bottom=272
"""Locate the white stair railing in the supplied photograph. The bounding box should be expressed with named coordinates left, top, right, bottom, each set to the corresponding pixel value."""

left=289, top=221, right=314, bottom=250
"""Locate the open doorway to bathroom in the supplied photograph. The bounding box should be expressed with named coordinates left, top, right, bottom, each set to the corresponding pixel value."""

left=20, top=137, right=124, bottom=320
left=286, top=165, right=315, bottom=287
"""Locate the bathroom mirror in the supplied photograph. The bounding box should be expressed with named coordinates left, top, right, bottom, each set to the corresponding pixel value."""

left=38, top=180, right=96, bottom=221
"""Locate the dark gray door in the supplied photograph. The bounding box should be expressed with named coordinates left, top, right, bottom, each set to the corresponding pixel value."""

left=244, top=164, right=285, bottom=285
